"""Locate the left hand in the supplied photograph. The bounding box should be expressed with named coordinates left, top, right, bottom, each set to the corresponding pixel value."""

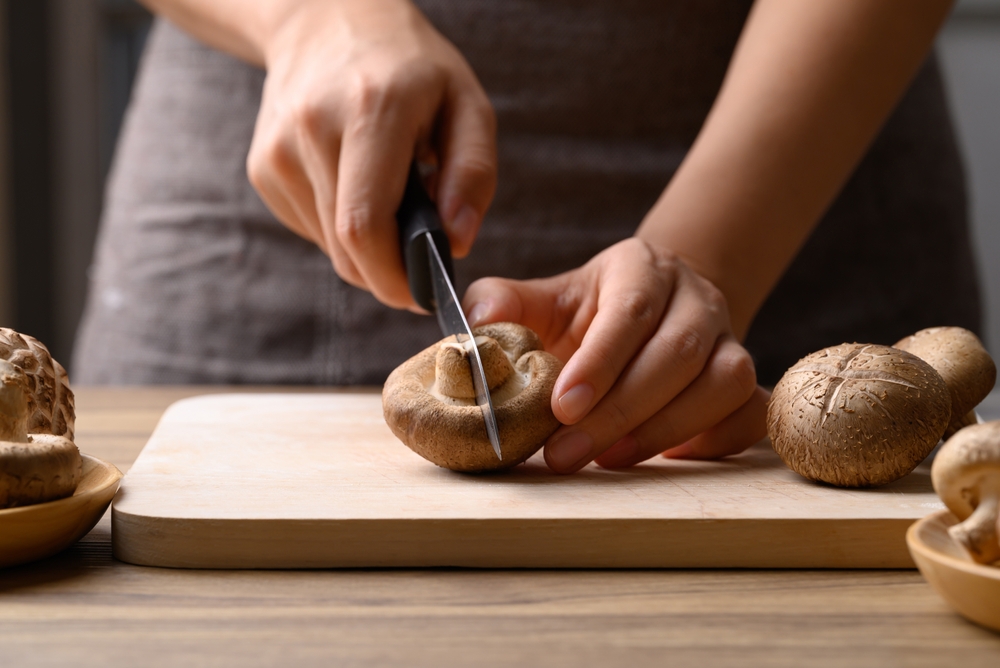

left=462, top=238, right=770, bottom=473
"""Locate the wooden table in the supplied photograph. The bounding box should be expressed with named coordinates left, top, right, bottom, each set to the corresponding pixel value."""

left=3, top=387, right=999, bottom=667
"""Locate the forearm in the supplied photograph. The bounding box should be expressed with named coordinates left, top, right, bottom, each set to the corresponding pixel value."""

left=137, top=0, right=414, bottom=67
left=636, top=0, right=954, bottom=339
left=137, top=0, right=279, bottom=64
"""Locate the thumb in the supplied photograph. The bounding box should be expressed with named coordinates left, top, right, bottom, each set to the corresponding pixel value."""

left=462, top=273, right=577, bottom=356
left=436, top=85, right=497, bottom=258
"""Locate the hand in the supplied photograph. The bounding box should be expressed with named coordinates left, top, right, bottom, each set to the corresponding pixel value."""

left=462, top=238, right=769, bottom=473
left=247, top=0, right=497, bottom=308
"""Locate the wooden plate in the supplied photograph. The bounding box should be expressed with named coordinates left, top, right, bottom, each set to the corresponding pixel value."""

left=0, top=454, right=123, bottom=568
left=907, top=509, right=1000, bottom=632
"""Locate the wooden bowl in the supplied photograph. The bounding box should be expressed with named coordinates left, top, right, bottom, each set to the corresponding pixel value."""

left=907, top=509, right=1000, bottom=632
left=0, top=454, right=122, bottom=568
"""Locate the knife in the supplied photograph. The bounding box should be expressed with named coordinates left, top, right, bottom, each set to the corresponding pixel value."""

left=396, top=164, right=503, bottom=460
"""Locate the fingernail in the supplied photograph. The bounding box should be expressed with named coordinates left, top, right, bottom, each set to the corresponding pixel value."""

left=467, top=302, right=489, bottom=327
left=557, top=383, right=595, bottom=423
left=546, top=431, right=593, bottom=472
left=448, top=204, right=479, bottom=246
left=597, top=435, right=639, bottom=469
left=662, top=442, right=695, bottom=459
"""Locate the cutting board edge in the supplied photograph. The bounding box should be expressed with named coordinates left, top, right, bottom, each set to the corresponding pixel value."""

left=111, top=508, right=918, bottom=570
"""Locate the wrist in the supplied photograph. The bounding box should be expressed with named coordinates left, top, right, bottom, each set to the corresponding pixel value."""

left=260, top=0, right=419, bottom=67
left=635, top=207, right=771, bottom=341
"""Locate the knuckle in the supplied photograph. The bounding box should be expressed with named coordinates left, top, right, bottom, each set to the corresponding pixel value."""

left=616, top=289, right=658, bottom=332
left=660, top=324, right=707, bottom=370
left=701, top=282, right=728, bottom=318
left=346, top=72, right=384, bottom=116
left=335, top=204, right=377, bottom=251
left=345, top=64, right=424, bottom=119
left=717, top=348, right=757, bottom=400
left=291, top=97, right=327, bottom=140
left=247, top=136, right=291, bottom=191
left=262, top=135, right=296, bottom=173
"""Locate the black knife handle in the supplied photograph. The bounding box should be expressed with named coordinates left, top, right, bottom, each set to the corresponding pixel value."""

left=396, top=163, right=456, bottom=312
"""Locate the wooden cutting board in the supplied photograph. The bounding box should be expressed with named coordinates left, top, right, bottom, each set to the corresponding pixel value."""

left=112, top=392, right=947, bottom=569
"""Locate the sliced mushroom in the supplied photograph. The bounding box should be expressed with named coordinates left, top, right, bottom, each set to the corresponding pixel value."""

left=932, top=421, right=1000, bottom=564
left=893, top=327, right=996, bottom=439
left=383, top=322, right=563, bottom=472
left=0, top=359, right=81, bottom=508
left=767, top=343, right=951, bottom=487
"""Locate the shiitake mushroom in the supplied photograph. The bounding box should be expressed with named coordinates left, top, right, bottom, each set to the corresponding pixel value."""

left=767, top=343, right=951, bottom=487
left=382, top=322, right=563, bottom=472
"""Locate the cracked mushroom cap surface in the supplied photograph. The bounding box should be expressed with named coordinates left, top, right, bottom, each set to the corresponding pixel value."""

left=0, top=359, right=81, bottom=508
left=382, top=322, right=564, bottom=472
left=0, top=327, right=75, bottom=440
left=893, top=327, right=996, bottom=437
left=767, top=343, right=951, bottom=487
left=931, top=420, right=1000, bottom=564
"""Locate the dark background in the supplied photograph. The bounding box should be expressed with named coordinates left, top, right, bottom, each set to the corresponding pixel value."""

left=1, top=0, right=150, bottom=364
left=0, top=0, right=997, bottom=374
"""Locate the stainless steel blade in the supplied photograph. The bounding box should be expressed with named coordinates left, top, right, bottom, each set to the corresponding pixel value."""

left=425, top=233, right=502, bottom=460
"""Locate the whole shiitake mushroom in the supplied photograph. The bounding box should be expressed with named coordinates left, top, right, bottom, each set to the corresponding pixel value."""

left=767, top=343, right=951, bottom=487
left=383, top=322, right=563, bottom=472
left=893, top=327, right=996, bottom=439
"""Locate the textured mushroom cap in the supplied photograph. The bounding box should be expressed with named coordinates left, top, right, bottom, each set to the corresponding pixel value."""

left=931, top=421, right=1000, bottom=521
left=383, top=322, right=564, bottom=472
left=0, top=360, right=30, bottom=442
left=893, top=327, right=996, bottom=435
left=0, top=328, right=75, bottom=440
left=767, top=343, right=951, bottom=487
left=0, top=433, right=82, bottom=508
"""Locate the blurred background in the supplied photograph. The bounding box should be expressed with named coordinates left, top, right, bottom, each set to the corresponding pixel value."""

left=0, top=0, right=995, bottom=373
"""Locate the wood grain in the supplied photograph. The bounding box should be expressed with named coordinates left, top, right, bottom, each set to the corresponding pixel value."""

left=114, top=393, right=944, bottom=569
left=1, top=386, right=998, bottom=667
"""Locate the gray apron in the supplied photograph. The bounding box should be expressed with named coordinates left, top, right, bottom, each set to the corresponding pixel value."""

left=73, top=1, right=981, bottom=386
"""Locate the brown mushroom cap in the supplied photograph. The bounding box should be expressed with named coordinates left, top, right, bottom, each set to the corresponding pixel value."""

left=0, top=359, right=81, bottom=508
left=931, top=421, right=1000, bottom=564
left=0, top=327, right=75, bottom=440
left=893, top=327, right=996, bottom=438
left=0, top=359, right=30, bottom=443
left=767, top=343, right=951, bottom=487
left=383, top=322, right=563, bottom=472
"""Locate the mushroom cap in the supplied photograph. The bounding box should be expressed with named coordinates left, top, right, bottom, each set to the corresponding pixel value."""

left=767, top=343, right=951, bottom=487
left=0, top=328, right=75, bottom=440
left=0, top=359, right=30, bottom=442
left=0, top=433, right=82, bottom=508
left=931, top=420, right=1000, bottom=521
left=383, top=322, right=563, bottom=472
left=893, top=327, right=996, bottom=433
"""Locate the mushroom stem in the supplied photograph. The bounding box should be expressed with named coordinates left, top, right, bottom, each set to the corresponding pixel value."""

left=434, top=336, right=514, bottom=400
left=948, top=480, right=1000, bottom=564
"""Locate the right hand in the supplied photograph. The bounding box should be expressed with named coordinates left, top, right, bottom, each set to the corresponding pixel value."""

left=248, top=0, right=497, bottom=309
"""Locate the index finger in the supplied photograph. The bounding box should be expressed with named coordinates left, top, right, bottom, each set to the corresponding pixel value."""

left=334, top=111, right=418, bottom=309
